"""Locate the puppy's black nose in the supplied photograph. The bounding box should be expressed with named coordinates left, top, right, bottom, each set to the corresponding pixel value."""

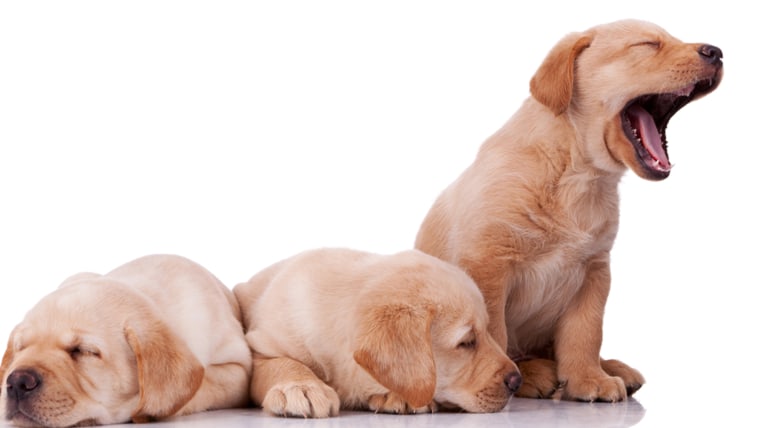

left=504, top=371, right=522, bottom=394
left=6, top=369, right=42, bottom=401
left=699, top=44, right=722, bottom=65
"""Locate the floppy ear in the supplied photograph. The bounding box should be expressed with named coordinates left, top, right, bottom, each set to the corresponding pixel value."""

left=125, top=319, right=205, bottom=423
left=530, top=32, right=593, bottom=115
left=353, top=303, right=436, bottom=409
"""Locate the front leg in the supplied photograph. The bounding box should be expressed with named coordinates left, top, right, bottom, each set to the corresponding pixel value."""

left=251, top=354, right=340, bottom=418
left=554, top=259, right=629, bottom=402
left=367, top=391, right=438, bottom=414
left=176, top=362, right=251, bottom=416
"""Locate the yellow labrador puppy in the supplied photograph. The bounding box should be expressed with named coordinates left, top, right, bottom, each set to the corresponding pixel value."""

left=416, top=20, right=723, bottom=402
left=233, top=248, right=521, bottom=417
left=0, top=254, right=252, bottom=427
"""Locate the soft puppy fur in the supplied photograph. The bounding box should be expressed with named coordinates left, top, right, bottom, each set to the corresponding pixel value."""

left=233, top=248, right=522, bottom=417
left=0, top=255, right=252, bottom=427
left=415, top=20, right=723, bottom=402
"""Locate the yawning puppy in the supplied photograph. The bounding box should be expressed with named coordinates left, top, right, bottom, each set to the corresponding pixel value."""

left=233, top=248, right=521, bottom=417
left=0, top=255, right=252, bottom=427
left=415, top=20, right=722, bottom=402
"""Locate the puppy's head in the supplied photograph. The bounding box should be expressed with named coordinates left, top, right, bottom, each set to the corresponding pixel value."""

left=530, top=19, right=723, bottom=180
left=0, top=276, right=203, bottom=427
left=353, top=253, right=520, bottom=413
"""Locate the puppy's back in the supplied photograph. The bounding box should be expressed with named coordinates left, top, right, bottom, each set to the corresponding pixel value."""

left=234, top=248, right=376, bottom=340
left=106, top=254, right=249, bottom=367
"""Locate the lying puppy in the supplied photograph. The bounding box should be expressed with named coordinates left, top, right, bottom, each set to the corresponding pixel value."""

left=0, top=254, right=252, bottom=427
left=415, top=20, right=723, bottom=402
left=233, top=248, right=521, bottom=417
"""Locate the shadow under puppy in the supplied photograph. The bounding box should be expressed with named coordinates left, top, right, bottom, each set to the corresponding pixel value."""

left=0, top=254, right=252, bottom=427
left=233, top=248, right=521, bottom=417
left=415, top=19, right=723, bottom=402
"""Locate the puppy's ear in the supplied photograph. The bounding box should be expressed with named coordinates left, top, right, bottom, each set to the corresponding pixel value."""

left=530, top=32, right=593, bottom=115
left=353, top=303, right=436, bottom=409
left=125, top=319, right=204, bottom=423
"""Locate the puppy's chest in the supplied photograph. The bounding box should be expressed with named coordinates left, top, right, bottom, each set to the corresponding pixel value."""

left=503, top=244, right=594, bottom=344
left=505, top=200, right=617, bottom=324
left=515, top=231, right=593, bottom=282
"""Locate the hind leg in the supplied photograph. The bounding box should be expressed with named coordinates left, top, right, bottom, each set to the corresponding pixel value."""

left=515, top=358, right=558, bottom=398
left=601, top=358, right=645, bottom=396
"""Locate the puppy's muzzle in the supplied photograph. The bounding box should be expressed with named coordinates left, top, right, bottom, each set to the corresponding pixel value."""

left=5, top=368, right=42, bottom=405
left=698, top=44, right=722, bottom=66
left=505, top=370, right=522, bottom=394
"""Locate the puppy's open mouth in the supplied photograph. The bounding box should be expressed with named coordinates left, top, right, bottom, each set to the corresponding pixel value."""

left=621, top=77, right=718, bottom=179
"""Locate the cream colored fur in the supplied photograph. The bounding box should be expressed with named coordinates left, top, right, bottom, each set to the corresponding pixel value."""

left=416, top=20, right=722, bottom=402
left=0, top=255, right=252, bottom=427
left=234, top=248, right=522, bottom=417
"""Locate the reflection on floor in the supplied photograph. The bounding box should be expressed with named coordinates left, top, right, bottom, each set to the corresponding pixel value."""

left=17, top=397, right=643, bottom=428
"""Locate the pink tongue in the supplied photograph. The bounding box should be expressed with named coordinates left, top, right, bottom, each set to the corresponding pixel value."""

left=627, top=104, right=670, bottom=168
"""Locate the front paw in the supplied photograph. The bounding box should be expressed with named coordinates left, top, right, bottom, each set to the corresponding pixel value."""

left=601, top=359, right=645, bottom=396
left=559, top=372, right=627, bottom=402
left=262, top=380, right=340, bottom=418
left=515, top=358, right=558, bottom=399
left=368, top=391, right=437, bottom=414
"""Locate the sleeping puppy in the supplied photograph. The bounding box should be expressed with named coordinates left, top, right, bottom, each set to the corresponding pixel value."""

left=233, top=248, right=522, bottom=417
left=0, top=254, right=252, bottom=427
left=415, top=20, right=723, bottom=402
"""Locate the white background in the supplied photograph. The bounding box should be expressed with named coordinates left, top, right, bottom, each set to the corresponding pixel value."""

left=1, top=1, right=756, bottom=426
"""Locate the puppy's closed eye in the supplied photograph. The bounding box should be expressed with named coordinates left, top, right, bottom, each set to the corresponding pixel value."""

left=631, top=40, right=661, bottom=50
left=67, top=344, right=101, bottom=360
left=455, top=330, right=477, bottom=350
left=457, top=339, right=477, bottom=350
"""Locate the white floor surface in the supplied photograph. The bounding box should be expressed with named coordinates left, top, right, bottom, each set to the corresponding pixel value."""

left=1, top=385, right=755, bottom=427
left=0, top=393, right=715, bottom=428
left=93, top=397, right=650, bottom=428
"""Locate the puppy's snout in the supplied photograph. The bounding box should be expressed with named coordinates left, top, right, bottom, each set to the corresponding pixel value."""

left=504, top=371, right=522, bottom=394
left=698, top=44, right=722, bottom=65
left=6, top=369, right=42, bottom=401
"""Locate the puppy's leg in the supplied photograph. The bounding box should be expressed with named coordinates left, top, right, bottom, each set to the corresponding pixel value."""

left=481, top=281, right=509, bottom=351
left=517, top=358, right=643, bottom=399
left=554, top=260, right=627, bottom=402
left=367, top=391, right=438, bottom=414
left=458, top=251, right=511, bottom=351
left=601, top=358, right=645, bottom=396
left=515, top=359, right=558, bottom=399
left=252, top=355, right=340, bottom=418
left=176, top=362, right=251, bottom=416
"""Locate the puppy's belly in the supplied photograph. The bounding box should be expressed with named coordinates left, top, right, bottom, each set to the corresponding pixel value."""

left=504, top=260, right=587, bottom=357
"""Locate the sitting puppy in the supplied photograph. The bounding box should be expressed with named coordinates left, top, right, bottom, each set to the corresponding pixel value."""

left=0, top=254, right=252, bottom=427
left=415, top=19, right=723, bottom=402
left=233, top=248, right=522, bottom=417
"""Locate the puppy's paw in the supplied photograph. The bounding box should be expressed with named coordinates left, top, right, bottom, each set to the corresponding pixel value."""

left=515, top=358, right=558, bottom=399
left=367, top=391, right=437, bottom=414
left=560, top=372, right=627, bottom=403
left=262, top=380, right=340, bottom=418
left=601, top=359, right=645, bottom=396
